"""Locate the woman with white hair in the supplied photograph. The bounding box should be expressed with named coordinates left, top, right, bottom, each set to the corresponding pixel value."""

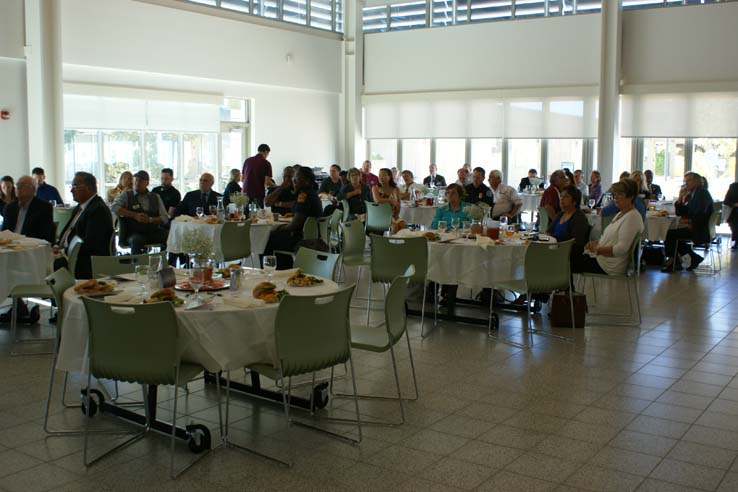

left=630, top=170, right=651, bottom=204
left=223, top=168, right=242, bottom=206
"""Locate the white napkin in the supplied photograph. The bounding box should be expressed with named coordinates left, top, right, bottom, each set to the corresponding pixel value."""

left=0, top=230, right=24, bottom=241
left=393, top=229, right=424, bottom=239
left=256, top=218, right=274, bottom=225
left=222, top=296, right=265, bottom=309
left=104, top=293, right=144, bottom=304
left=475, top=235, right=495, bottom=250
left=272, top=268, right=300, bottom=278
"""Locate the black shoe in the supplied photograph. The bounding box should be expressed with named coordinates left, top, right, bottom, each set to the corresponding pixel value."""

left=687, top=255, right=704, bottom=271
left=19, top=305, right=40, bottom=324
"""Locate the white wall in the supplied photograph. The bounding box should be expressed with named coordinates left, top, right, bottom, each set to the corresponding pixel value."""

left=0, top=0, right=30, bottom=179
left=622, top=2, right=738, bottom=89
left=364, top=14, right=601, bottom=94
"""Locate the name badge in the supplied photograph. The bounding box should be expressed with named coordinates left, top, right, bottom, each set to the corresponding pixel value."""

left=132, top=204, right=141, bottom=210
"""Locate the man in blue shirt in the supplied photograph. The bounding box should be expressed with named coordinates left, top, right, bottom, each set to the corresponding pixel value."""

left=32, top=167, right=64, bottom=205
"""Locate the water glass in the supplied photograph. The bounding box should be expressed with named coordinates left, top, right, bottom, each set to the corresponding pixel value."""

left=263, top=255, right=277, bottom=279
left=188, top=267, right=204, bottom=301
left=462, top=221, right=471, bottom=236
left=196, top=207, right=204, bottom=218
left=505, top=224, right=516, bottom=238
left=499, top=215, right=508, bottom=227
left=437, top=220, right=447, bottom=232
left=209, top=205, right=217, bottom=216
left=658, top=193, right=664, bottom=202
left=524, top=221, right=535, bottom=233
left=450, top=217, right=460, bottom=234
left=588, top=199, right=596, bottom=210
left=135, top=265, right=150, bottom=296
left=50, top=200, right=57, bottom=208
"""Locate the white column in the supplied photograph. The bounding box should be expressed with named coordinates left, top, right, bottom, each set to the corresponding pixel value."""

left=340, top=0, right=364, bottom=168
left=25, top=0, right=64, bottom=189
left=596, top=0, right=622, bottom=187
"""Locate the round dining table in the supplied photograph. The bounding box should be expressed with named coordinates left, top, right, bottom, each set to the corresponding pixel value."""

left=0, top=236, right=53, bottom=301
left=55, top=269, right=340, bottom=374
left=166, top=218, right=281, bottom=262
left=399, top=204, right=437, bottom=227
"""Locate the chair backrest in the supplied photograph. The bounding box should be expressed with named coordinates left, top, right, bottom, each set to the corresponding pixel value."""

left=340, top=219, right=367, bottom=259
left=273, top=285, right=355, bottom=377
left=384, top=266, right=414, bottom=344
left=369, top=234, right=428, bottom=284
left=294, top=247, right=340, bottom=279
left=220, top=221, right=252, bottom=262
left=538, top=207, right=549, bottom=233
left=53, top=208, right=75, bottom=242
left=91, top=253, right=164, bottom=278
left=329, top=209, right=343, bottom=237
left=46, top=268, right=75, bottom=335
left=365, top=201, right=392, bottom=234
left=81, top=297, right=181, bottom=384
left=303, top=217, right=319, bottom=240
left=68, top=236, right=84, bottom=278
left=628, top=232, right=643, bottom=276
left=317, top=216, right=331, bottom=245
left=340, top=199, right=350, bottom=222
left=523, top=239, right=574, bottom=293
left=708, top=208, right=721, bottom=241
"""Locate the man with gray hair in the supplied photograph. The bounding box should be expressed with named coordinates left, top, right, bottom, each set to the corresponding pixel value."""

left=488, top=170, right=522, bottom=220
left=541, top=170, right=567, bottom=221
left=1, top=175, right=54, bottom=242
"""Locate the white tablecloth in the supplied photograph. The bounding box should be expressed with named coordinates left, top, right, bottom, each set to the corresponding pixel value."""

left=167, top=219, right=278, bottom=261
left=0, top=240, right=53, bottom=301
left=519, top=193, right=542, bottom=213
left=56, top=271, right=340, bottom=374
left=586, top=212, right=681, bottom=242
left=400, top=205, right=437, bottom=227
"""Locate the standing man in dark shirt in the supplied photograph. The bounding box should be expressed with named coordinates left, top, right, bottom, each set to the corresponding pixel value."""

left=31, top=167, right=64, bottom=205
left=242, top=144, right=274, bottom=207
left=152, top=168, right=181, bottom=218
left=264, top=167, right=323, bottom=267
left=265, top=167, right=297, bottom=215
left=464, top=167, right=494, bottom=207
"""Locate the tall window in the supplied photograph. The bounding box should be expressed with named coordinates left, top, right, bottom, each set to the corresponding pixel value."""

left=434, top=139, right=466, bottom=183
left=547, top=139, right=583, bottom=177
left=642, top=138, right=685, bottom=199
left=508, top=139, right=542, bottom=188
left=692, top=138, right=737, bottom=201
left=369, top=139, right=398, bottom=170
left=63, top=130, right=99, bottom=202
left=470, top=139, right=503, bottom=175
left=401, top=139, right=431, bottom=183
left=103, top=131, right=142, bottom=194
left=143, top=132, right=179, bottom=185
left=183, top=134, right=218, bottom=193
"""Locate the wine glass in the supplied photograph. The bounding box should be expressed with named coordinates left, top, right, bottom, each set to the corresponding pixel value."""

left=135, top=265, right=150, bottom=296
left=49, top=200, right=57, bottom=208
left=209, top=205, right=217, bottom=216
left=462, top=221, right=471, bottom=237
left=505, top=224, right=516, bottom=238
left=499, top=215, right=508, bottom=227
left=188, top=266, right=204, bottom=302
left=196, top=207, right=204, bottom=218
left=588, top=198, right=596, bottom=211
left=437, top=220, right=447, bottom=232
left=450, top=217, right=460, bottom=236
left=263, top=255, right=277, bottom=279
left=658, top=193, right=664, bottom=202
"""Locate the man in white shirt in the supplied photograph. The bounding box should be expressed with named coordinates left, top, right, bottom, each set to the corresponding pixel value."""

left=574, top=170, right=589, bottom=205
left=488, top=170, right=523, bottom=220
left=399, top=170, right=426, bottom=200
left=456, top=167, right=469, bottom=186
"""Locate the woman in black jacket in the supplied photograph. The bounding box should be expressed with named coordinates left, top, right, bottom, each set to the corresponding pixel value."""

left=547, top=185, right=591, bottom=273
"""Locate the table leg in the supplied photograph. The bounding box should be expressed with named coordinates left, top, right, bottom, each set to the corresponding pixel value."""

left=203, top=372, right=322, bottom=411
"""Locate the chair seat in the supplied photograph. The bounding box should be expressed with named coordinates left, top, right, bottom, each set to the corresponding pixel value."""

left=350, top=324, right=391, bottom=352
left=9, top=284, right=53, bottom=298
left=104, top=362, right=202, bottom=387
left=343, top=255, right=370, bottom=267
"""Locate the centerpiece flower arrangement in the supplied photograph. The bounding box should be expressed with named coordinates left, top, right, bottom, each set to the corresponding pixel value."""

left=462, top=203, right=491, bottom=234
left=229, top=192, right=249, bottom=218
left=181, top=229, right=215, bottom=282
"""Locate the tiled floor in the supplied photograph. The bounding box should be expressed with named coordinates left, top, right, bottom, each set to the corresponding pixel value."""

left=2, top=247, right=738, bottom=491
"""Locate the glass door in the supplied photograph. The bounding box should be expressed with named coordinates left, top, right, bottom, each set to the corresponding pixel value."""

left=219, top=123, right=249, bottom=193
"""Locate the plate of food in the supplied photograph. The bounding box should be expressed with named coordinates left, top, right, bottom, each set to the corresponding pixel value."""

left=422, top=231, right=441, bottom=242
left=252, top=281, right=286, bottom=303
left=174, top=279, right=229, bottom=292
left=74, top=279, right=119, bottom=297
left=143, top=288, right=185, bottom=306
left=286, top=269, right=324, bottom=287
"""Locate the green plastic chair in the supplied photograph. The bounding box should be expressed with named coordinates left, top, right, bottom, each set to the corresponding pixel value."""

left=685, top=208, right=722, bottom=274
left=333, top=266, right=418, bottom=426
left=328, top=208, right=343, bottom=252
left=294, top=247, right=340, bottom=280
left=368, top=234, right=429, bottom=333
left=338, top=219, right=370, bottom=284
left=68, top=236, right=84, bottom=279
left=220, top=221, right=252, bottom=264
left=340, top=199, right=351, bottom=222
left=220, top=286, right=360, bottom=466
left=581, top=233, right=642, bottom=325
left=303, top=217, right=319, bottom=241
left=365, top=201, right=392, bottom=235
left=538, top=206, right=550, bottom=233
left=91, top=253, right=164, bottom=278
left=53, top=208, right=75, bottom=242
left=80, top=297, right=206, bottom=478
left=317, top=216, right=331, bottom=246
left=495, top=239, right=576, bottom=346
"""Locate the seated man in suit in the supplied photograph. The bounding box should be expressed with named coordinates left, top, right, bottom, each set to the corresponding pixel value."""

left=0, top=176, right=55, bottom=323
left=174, top=173, right=222, bottom=217
left=54, top=172, right=114, bottom=279
left=662, top=172, right=714, bottom=272
left=112, top=171, right=169, bottom=254
left=518, top=168, right=544, bottom=192
left=423, top=163, right=446, bottom=188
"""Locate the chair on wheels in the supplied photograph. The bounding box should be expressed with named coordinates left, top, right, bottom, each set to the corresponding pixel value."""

left=220, top=221, right=252, bottom=266
left=218, top=286, right=361, bottom=466
left=494, top=239, right=576, bottom=347
left=80, top=297, right=207, bottom=478
left=332, top=266, right=418, bottom=426
left=91, top=253, right=165, bottom=278
left=293, top=247, right=340, bottom=280
left=365, top=201, right=392, bottom=235
left=580, top=234, right=642, bottom=326
left=367, top=234, right=429, bottom=334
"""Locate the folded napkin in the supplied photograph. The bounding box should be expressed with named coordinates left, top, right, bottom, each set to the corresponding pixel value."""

left=475, top=235, right=495, bottom=250
left=393, top=229, right=424, bottom=239
left=0, top=230, right=25, bottom=241
left=272, top=268, right=300, bottom=278
left=104, top=293, right=143, bottom=304
left=222, top=296, right=265, bottom=309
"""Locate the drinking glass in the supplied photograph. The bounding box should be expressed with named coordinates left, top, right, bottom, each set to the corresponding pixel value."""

left=196, top=207, right=204, bottom=218
left=50, top=200, right=57, bottom=208
left=450, top=217, right=460, bottom=235
left=505, top=224, right=516, bottom=238
left=188, top=266, right=204, bottom=301
left=499, top=215, right=508, bottom=227
left=588, top=199, right=596, bottom=210
left=437, top=220, right=447, bottom=232
left=462, top=221, right=471, bottom=237
left=524, top=221, right=535, bottom=233
left=658, top=193, right=664, bottom=202
left=209, top=205, right=217, bottom=216
left=263, top=255, right=277, bottom=279
left=135, top=265, right=150, bottom=296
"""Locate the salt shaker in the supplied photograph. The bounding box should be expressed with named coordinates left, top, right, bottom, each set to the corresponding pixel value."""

left=229, top=268, right=242, bottom=291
